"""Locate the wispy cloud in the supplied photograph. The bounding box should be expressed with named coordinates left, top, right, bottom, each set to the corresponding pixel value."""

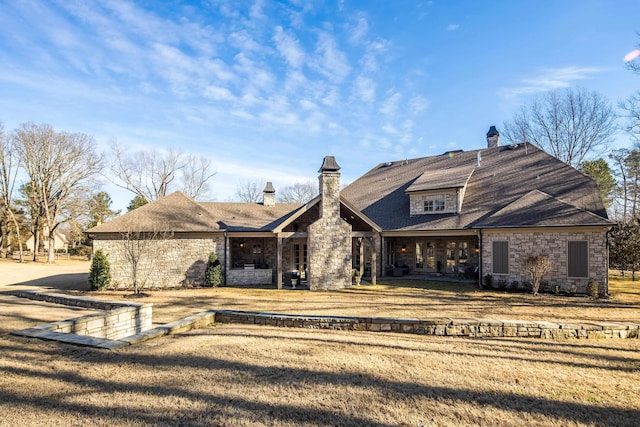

left=310, top=31, right=351, bottom=83
left=500, top=66, right=606, bottom=100
left=379, top=92, right=402, bottom=117
left=446, top=24, right=459, bottom=31
left=273, top=26, right=305, bottom=68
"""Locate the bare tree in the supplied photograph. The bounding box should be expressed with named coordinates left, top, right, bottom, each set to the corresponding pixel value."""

left=523, top=254, right=552, bottom=296
left=502, top=87, right=617, bottom=167
left=620, top=92, right=640, bottom=144
left=109, top=144, right=215, bottom=202
left=235, top=180, right=261, bottom=203
left=14, top=123, right=103, bottom=263
left=278, top=181, right=317, bottom=203
left=626, top=33, right=640, bottom=75
left=118, top=227, right=172, bottom=294
left=0, top=124, right=25, bottom=261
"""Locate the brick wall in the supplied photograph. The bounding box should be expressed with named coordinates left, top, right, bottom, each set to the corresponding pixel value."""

left=481, top=228, right=608, bottom=294
left=93, top=234, right=225, bottom=289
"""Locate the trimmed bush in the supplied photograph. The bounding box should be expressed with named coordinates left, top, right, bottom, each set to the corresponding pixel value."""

left=88, top=249, right=111, bottom=290
left=586, top=279, right=599, bottom=298
left=204, top=252, right=223, bottom=287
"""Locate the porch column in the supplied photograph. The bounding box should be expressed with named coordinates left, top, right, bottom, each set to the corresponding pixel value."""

left=358, top=237, right=364, bottom=277
left=371, top=246, right=377, bottom=285
left=276, top=236, right=283, bottom=289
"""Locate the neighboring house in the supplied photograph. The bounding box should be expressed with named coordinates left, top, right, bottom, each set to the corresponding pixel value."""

left=25, top=228, right=70, bottom=253
left=88, top=127, right=611, bottom=294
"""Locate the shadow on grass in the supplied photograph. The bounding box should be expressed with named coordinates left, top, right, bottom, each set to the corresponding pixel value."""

left=8, top=273, right=90, bottom=291
left=0, top=335, right=638, bottom=426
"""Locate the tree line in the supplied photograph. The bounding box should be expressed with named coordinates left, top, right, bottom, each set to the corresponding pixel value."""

left=0, top=122, right=216, bottom=263
left=501, top=35, right=640, bottom=278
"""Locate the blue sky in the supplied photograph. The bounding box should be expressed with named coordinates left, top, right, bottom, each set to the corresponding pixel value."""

left=0, top=0, right=638, bottom=211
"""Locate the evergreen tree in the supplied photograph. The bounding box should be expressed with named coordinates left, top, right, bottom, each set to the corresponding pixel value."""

left=88, top=249, right=111, bottom=290
left=204, top=252, right=222, bottom=287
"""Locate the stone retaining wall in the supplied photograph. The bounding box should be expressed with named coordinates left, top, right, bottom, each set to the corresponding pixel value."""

left=214, top=310, right=640, bottom=339
left=5, top=290, right=152, bottom=341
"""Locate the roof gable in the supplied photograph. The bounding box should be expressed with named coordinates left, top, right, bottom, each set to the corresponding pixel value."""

left=88, top=191, right=222, bottom=233
left=405, top=165, right=475, bottom=193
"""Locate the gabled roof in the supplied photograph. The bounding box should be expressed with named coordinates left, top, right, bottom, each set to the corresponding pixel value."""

left=88, top=192, right=222, bottom=233
left=201, top=202, right=303, bottom=232
left=341, top=144, right=610, bottom=231
left=88, top=191, right=304, bottom=234
left=475, top=189, right=611, bottom=228
left=405, top=165, right=475, bottom=193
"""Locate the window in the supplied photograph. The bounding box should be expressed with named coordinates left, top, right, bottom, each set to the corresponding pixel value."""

left=568, top=241, right=588, bottom=278
left=458, top=242, right=468, bottom=266
left=424, top=197, right=446, bottom=212
left=416, top=241, right=435, bottom=269
left=492, top=241, right=509, bottom=274
left=293, top=243, right=308, bottom=274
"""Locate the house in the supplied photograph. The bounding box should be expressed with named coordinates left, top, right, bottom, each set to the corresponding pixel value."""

left=25, top=228, right=70, bottom=253
left=88, top=127, right=611, bottom=294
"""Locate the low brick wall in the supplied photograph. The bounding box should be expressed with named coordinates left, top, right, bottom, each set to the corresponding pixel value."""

left=5, top=290, right=152, bottom=341
left=227, top=268, right=272, bottom=285
left=214, top=310, right=640, bottom=339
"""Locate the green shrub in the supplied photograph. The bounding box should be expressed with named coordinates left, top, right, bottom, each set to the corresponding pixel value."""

left=586, top=279, right=599, bottom=298
left=483, top=274, right=493, bottom=289
left=204, top=252, right=223, bottom=287
left=88, top=249, right=111, bottom=290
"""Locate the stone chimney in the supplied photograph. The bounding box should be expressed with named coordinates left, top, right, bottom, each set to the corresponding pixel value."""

left=486, top=126, right=500, bottom=148
left=262, top=182, right=275, bottom=207
left=308, top=155, right=352, bottom=291
left=318, top=155, right=341, bottom=219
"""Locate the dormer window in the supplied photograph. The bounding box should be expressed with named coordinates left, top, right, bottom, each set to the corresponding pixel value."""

left=424, top=198, right=446, bottom=212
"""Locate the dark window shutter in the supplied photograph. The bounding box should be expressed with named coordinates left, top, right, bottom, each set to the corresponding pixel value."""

left=492, top=241, right=509, bottom=274
left=568, top=241, right=588, bottom=278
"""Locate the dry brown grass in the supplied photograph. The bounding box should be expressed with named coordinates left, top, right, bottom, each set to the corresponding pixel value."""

left=1, top=260, right=640, bottom=426
left=1, top=325, right=639, bottom=426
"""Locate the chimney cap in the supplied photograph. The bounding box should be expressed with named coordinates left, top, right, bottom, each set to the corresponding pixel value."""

left=319, top=156, right=340, bottom=173
left=263, top=181, right=275, bottom=194
left=487, top=126, right=499, bottom=137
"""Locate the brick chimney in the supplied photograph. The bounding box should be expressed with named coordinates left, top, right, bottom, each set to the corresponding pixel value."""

left=262, top=182, right=275, bottom=207
left=487, top=126, right=500, bottom=148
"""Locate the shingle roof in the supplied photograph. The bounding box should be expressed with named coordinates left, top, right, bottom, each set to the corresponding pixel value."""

left=341, top=144, right=610, bottom=231
left=200, top=202, right=303, bottom=232
left=476, top=189, right=611, bottom=227
left=406, top=165, right=475, bottom=193
left=88, top=191, right=303, bottom=234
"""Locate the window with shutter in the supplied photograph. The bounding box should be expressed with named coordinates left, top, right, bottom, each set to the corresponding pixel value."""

left=568, top=241, right=588, bottom=278
left=492, top=241, right=509, bottom=274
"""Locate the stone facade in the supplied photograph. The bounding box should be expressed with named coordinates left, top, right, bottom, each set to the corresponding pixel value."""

left=481, top=228, right=608, bottom=294
left=227, top=269, right=273, bottom=285
left=94, top=233, right=225, bottom=289
left=409, top=190, right=458, bottom=216
left=308, top=167, right=352, bottom=290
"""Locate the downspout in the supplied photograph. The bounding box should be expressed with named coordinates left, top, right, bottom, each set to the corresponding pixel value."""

left=478, top=229, right=483, bottom=288
left=223, top=231, right=228, bottom=287
left=605, top=226, right=614, bottom=296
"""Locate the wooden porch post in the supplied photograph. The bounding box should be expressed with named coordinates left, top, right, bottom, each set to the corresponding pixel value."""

left=276, top=236, right=283, bottom=290
left=358, top=237, right=364, bottom=277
